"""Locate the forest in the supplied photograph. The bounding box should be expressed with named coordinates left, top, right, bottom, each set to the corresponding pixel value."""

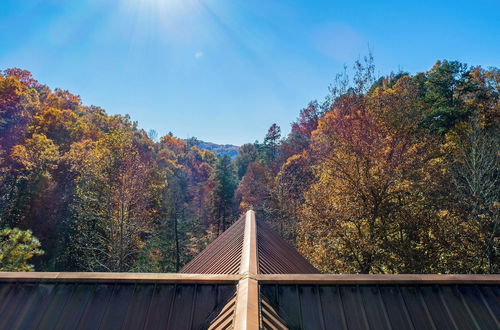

left=0, top=58, right=498, bottom=274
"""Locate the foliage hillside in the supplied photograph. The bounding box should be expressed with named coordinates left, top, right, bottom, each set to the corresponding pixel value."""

left=1, top=59, right=498, bottom=274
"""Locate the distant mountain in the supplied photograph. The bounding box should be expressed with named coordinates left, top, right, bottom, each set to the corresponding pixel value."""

left=194, top=140, right=239, bottom=158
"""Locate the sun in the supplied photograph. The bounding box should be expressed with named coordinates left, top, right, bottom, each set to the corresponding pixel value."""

left=119, top=0, right=209, bottom=43
left=125, top=0, right=196, bottom=15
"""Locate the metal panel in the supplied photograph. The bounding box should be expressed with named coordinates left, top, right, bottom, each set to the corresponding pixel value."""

left=316, top=285, right=346, bottom=329
left=340, top=285, right=370, bottom=330
left=208, top=292, right=237, bottom=330
left=378, top=285, right=413, bottom=329
left=276, top=285, right=302, bottom=328
left=122, top=284, right=156, bottom=330
left=257, top=219, right=318, bottom=275
left=260, top=284, right=500, bottom=330
left=297, top=285, right=325, bottom=330
left=358, top=285, right=391, bottom=330
left=168, top=284, right=197, bottom=329
left=0, top=281, right=237, bottom=330
left=143, top=283, right=177, bottom=330
left=440, top=285, right=479, bottom=329
left=479, top=285, right=500, bottom=323
left=36, top=283, right=76, bottom=329
left=260, top=295, right=289, bottom=330
left=77, top=283, right=116, bottom=329
left=0, top=282, right=39, bottom=329
left=180, top=215, right=245, bottom=274
left=55, top=283, right=96, bottom=329
left=457, top=285, right=499, bottom=330
left=399, top=285, right=436, bottom=329
left=256, top=273, right=500, bottom=284
left=191, top=284, right=218, bottom=329
left=100, top=283, right=136, bottom=330
left=11, top=283, right=55, bottom=329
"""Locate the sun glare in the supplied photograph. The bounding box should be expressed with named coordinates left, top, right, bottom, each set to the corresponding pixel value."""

left=126, top=0, right=197, bottom=15
left=120, top=0, right=205, bottom=42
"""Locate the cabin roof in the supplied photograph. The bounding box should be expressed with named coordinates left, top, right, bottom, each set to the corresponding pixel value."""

left=1, top=210, right=499, bottom=329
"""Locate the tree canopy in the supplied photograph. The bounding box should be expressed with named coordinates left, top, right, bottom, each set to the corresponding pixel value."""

left=0, top=59, right=498, bottom=273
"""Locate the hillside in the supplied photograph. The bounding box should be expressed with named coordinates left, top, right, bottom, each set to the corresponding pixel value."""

left=1, top=60, right=498, bottom=275
left=195, top=140, right=239, bottom=158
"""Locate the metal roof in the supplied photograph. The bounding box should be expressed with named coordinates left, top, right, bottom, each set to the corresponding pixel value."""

left=256, top=219, right=318, bottom=274
left=181, top=214, right=246, bottom=275
left=181, top=210, right=319, bottom=275
left=0, top=277, right=237, bottom=330
left=0, top=210, right=499, bottom=329
left=260, top=283, right=500, bottom=330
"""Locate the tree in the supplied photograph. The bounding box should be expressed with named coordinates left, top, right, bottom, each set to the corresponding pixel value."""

left=235, top=162, right=270, bottom=216
left=0, top=72, right=39, bottom=154
left=262, top=123, right=281, bottom=165
left=444, top=119, right=499, bottom=273
left=64, top=131, right=161, bottom=271
left=422, top=60, right=472, bottom=134
left=2, top=68, right=39, bottom=88
left=209, top=155, right=236, bottom=235
left=235, top=143, right=257, bottom=179
left=0, top=228, right=44, bottom=271
left=298, top=94, right=441, bottom=273
left=274, top=151, right=314, bottom=241
left=1, top=134, right=59, bottom=229
left=280, top=102, right=321, bottom=161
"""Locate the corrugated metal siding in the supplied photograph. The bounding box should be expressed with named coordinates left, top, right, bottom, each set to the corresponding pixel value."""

left=180, top=215, right=245, bottom=274
left=0, top=281, right=236, bottom=330
left=260, top=284, right=500, bottom=330
left=256, top=220, right=318, bottom=274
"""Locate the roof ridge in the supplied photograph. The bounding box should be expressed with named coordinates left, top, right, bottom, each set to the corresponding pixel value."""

left=180, top=210, right=318, bottom=275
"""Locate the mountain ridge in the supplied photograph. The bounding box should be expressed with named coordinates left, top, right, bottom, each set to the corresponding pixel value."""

left=189, top=139, right=239, bottom=158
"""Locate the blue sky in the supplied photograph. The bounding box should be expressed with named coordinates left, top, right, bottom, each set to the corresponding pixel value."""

left=1, top=0, right=499, bottom=145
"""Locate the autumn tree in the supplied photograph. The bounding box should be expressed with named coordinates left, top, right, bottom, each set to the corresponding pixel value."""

left=0, top=70, right=39, bottom=155
left=298, top=93, right=440, bottom=273
left=274, top=151, right=314, bottom=241
left=135, top=135, right=218, bottom=272
left=295, top=61, right=500, bottom=274
left=1, top=134, right=59, bottom=229
left=236, top=162, right=270, bottom=216
left=64, top=130, right=161, bottom=271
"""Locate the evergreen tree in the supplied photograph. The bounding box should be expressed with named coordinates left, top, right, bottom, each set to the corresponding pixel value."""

left=209, top=155, right=236, bottom=235
left=0, top=227, right=43, bottom=271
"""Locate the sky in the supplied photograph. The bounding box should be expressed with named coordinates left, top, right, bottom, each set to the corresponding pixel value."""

left=1, top=0, right=499, bottom=145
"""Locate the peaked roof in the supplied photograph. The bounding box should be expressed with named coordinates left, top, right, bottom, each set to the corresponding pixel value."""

left=180, top=210, right=319, bottom=275
left=0, top=210, right=498, bottom=329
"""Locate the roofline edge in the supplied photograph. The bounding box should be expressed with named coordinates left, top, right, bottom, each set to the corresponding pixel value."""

left=0, top=272, right=241, bottom=283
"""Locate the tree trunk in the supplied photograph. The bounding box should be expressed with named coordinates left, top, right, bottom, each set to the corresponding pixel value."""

left=174, top=213, right=180, bottom=272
